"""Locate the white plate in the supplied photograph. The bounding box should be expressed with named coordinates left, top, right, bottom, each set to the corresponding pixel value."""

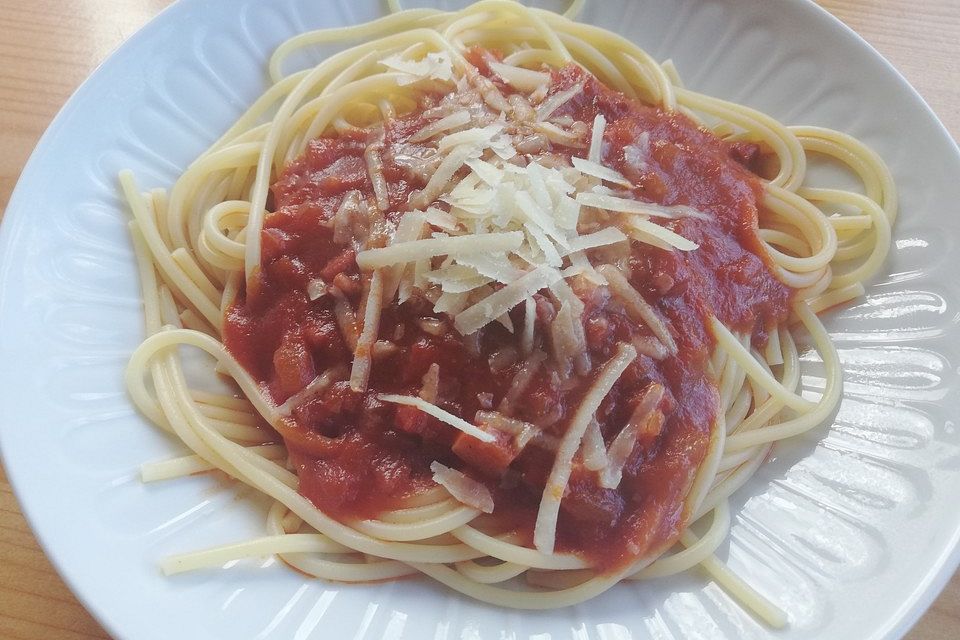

left=2, top=0, right=959, bottom=638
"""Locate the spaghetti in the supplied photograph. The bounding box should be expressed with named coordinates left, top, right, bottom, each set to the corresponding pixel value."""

left=122, top=0, right=895, bottom=623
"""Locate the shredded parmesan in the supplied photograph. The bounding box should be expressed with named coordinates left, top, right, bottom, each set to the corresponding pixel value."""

left=533, top=343, right=638, bottom=554
left=499, top=350, right=546, bottom=414
left=563, top=227, right=627, bottom=254
left=380, top=51, right=454, bottom=85
left=581, top=419, right=608, bottom=471
left=382, top=211, right=426, bottom=300
left=475, top=411, right=538, bottom=450
left=454, top=266, right=562, bottom=336
left=536, top=81, right=584, bottom=121
left=598, top=264, right=677, bottom=354
left=437, top=122, right=505, bottom=152
left=578, top=192, right=710, bottom=221
left=349, top=271, right=383, bottom=391
left=379, top=394, right=495, bottom=442
left=622, top=216, right=699, bottom=251
left=276, top=367, right=347, bottom=416
left=488, top=60, right=551, bottom=93
left=409, top=110, right=472, bottom=143
left=430, top=462, right=494, bottom=513
left=323, top=64, right=709, bottom=379
left=330, top=287, right=359, bottom=350
left=588, top=113, right=606, bottom=163
left=412, top=144, right=482, bottom=209
left=521, top=296, right=536, bottom=355
left=356, top=231, right=523, bottom=270
left=571, top=157, right=631, bottom=187
left=600, top=384, right=665, bottom=489
left=365, top=143, right=389, bottom=212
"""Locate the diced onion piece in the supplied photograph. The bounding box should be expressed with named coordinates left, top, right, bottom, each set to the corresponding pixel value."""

left=420, top=363, right=440, bottom=403
left=430, top=461, right=494, bottom=513
left=307, top=277, right=327, bottom=301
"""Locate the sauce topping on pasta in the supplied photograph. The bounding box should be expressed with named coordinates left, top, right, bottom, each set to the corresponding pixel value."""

left=223, top=54, right=791, bottom=570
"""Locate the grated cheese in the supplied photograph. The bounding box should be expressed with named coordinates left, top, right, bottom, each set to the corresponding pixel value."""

left=581, top=419, right=608, bottom=471
left=599, top=383, right=665, bottom=489
left=598, top=264, right=677, bottom=354
left=365, top=143, right=389, bottom=212
left=536, top=81, right=584, bottom=121
left=454, top=266, right=562, bottom=336
left=521, top=296, right=536, bottom=355
left=430, top=461, right=495, bottom=513
left=577, top=191, right=710, bottom=221
left=356, top=231, right=523, bottom=270
left=588, top=113, right=606, bottom=163
left=409, top=110, right=472, bottom=143
left=349, top=270, right=383, bottom=392
left=423, top=206, right=458, bottom=231
left=379, top=51, right=454, bottom=85
left=533, top=343, right=637, bottom=554
left=379, top=394, right=496, bottom=442
left=276, top=367, right=347, bottom=416
left=331, top=64, right=710, bottom=377
left=622, top=216, right=699, bottom=251
left=488, top=60, right=551, bottom=93
left=571, top=157, right=631, bottom=187
left=563, top=227, right=628, bottom=254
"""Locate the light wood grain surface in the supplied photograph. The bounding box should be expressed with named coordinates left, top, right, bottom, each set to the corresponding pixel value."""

left=0, top=1, right=957, bottom=638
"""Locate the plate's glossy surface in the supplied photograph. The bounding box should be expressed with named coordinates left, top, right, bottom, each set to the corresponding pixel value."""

left=2, top=1, right=959, bottom=638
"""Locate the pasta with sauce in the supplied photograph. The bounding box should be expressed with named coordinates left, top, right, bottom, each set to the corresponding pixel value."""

left=121, top=0, right=894, bottom=623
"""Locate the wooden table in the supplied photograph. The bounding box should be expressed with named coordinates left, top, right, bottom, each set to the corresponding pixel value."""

left=0, top=1, right=957, bottom=638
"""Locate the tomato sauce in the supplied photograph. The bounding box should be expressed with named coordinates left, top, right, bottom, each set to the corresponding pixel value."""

left=222, top=56, right=792, bottom=570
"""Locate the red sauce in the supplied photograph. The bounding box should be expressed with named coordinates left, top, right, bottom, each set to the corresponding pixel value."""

left=223, top=56, right=792, bottom=570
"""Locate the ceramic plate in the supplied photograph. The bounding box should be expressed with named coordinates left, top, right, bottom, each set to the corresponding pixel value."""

left=2, top=0, right=959, bottom=638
